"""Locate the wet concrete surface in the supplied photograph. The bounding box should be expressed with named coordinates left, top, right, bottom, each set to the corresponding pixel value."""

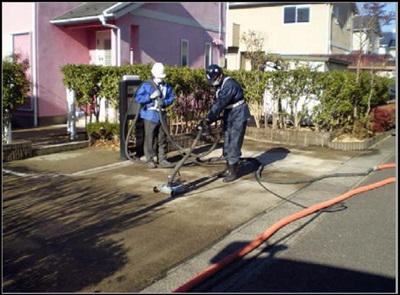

left=2, top=133, right=395, bottom=292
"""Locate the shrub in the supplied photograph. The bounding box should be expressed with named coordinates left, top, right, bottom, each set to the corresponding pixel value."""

left=2, top=54, right=30, bottom=143
left=86, top=121, right=119, bottom=142
left=370, top=104, right=396, bottom=133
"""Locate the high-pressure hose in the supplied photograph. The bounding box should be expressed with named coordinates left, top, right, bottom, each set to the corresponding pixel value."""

left=157, top=97, right=187, bottom=156
left=123, top=87, right=222, bottom=165
left=172, top=163, right=396, bottom=292
left=156, top=96, right=223, bottom=161
left=166, top=129, right=203, bottom=187
left=123, top=98, right=143, bottom=163
left=153, top=125, right=223, bottom=196
left=256, top=166, right=377, bottom=184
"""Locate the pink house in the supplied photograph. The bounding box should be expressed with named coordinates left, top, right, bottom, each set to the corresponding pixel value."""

left=2, top=2, right=226, bottom=127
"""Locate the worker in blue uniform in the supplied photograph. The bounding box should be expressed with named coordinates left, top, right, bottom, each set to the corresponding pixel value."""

left=198, top=64, right=251, bottom=182
left=135, top=63, right=175, bottom=168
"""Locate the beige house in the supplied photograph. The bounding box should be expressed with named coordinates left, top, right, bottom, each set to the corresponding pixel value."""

left=226, top=2, right=358, bottom=70
left=379, top=31, right=396, bottom=59
left=352, top=15, right=382, bottom=54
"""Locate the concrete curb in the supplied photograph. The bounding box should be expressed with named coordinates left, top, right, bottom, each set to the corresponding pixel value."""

left=32, top=140, right=90, bottom=156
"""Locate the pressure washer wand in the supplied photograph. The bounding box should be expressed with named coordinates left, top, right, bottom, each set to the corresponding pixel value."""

left=154, top=129, right=203, bottom=196
left=167, top=130, right=202, bottom=187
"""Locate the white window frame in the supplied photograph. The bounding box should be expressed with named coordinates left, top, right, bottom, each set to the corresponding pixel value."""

left=181, top=39, right=189, bottom=67
left=96, top=30, right=112, bottom=66
left=205, top=42, right=212, bottom=67
left=333, top=6, right=340, bottom=25
left=283, top=5, right=310, bottom=24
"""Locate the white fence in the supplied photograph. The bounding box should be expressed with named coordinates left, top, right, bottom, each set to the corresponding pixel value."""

left=263, top=87, right=320, bottom=126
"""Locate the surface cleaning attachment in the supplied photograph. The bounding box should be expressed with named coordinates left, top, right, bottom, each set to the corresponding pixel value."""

left=153, top=183, right=188, bottom=197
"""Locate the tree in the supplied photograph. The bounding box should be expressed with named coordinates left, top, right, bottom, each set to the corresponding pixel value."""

left=352, top=2, right=395, bottom=117
left=2, top=54, right=30, bottom=144
left=241, top=30, right=266, bottom=71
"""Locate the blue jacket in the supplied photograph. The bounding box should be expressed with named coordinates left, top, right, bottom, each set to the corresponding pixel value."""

left=206, top=75, right=251, bottom=124
left=135, top=80, right=175, bottom=123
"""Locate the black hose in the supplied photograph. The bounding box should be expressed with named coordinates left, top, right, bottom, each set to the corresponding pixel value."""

left=122, top=86, right=222, bottom=170
left=123, top=97, right=143, bottom=163
left=157, top=97, right=187, bottom=156
left=167, top=129, right=203, bottom=187
left=156, top=97, right=222, bottom=159
left=256, top=166, right=375, bottom=184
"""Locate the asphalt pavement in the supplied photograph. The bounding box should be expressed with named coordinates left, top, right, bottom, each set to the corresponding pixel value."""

left=141, top=133, right=397, bottom=293
left=2, top=127, right=397, bottom=293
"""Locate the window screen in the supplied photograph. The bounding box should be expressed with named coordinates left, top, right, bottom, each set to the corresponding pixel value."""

left=181, top=39, right=188, bottom=67
left=284, top=6, right=310, bottom=24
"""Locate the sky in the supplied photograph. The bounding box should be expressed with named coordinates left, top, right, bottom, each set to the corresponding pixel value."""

left=357, top=2, right=397, bottom=33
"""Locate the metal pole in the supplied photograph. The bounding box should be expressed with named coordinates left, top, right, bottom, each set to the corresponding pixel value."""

left=66, top=88, right=76, bottom=141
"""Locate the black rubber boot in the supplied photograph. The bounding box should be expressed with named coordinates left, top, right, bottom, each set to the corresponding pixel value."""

left=223, top=162, right=239, bottom=183
left=218, top=161, right=230, bottom=178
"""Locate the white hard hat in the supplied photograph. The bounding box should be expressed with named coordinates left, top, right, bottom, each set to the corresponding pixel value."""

left=151, top=62, right=166, bottom=78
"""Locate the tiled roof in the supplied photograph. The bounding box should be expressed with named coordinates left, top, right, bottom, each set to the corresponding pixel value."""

left=50, top=2, right=143, bottom=24
left=353, top=15, right=381, bottom=33
left=380, top=31, right=396, bottom=47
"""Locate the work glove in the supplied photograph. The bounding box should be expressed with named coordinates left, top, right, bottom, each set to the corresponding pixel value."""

left=149, top=89, right=161, bottom=100
left=197, top=118, right=211, bottom=133
left=157, top=97, right=165, bottom=109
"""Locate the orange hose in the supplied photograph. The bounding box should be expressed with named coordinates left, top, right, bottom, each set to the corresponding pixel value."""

left=173, top=164, right=396, bottom=293
left=376, top=163, right=396, bottom=170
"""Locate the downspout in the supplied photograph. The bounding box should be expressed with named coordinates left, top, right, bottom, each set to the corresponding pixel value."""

left=219, top=2, right=223, bottom=65
left=327, top=4, right=332, bottom=54
left=98, top=14, right=121, bottom=66
left=32, top=2, right=38, bottom=126
left=225, top=2, right=229, bottom=68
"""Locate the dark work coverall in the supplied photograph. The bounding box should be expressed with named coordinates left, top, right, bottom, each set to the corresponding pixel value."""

left=205, top=75, right=251, bottom=166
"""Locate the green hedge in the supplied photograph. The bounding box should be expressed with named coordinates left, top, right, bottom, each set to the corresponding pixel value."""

left=61, top=63, right=394, bottom=137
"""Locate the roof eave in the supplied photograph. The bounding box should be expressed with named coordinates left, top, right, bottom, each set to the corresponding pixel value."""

left=229, top=2, right=336, bottom=9
left=50, top=16, right=102, bottom=25
left=50, top=2, right=145, bottom=26
left=104, top=3, right=144, bottom=19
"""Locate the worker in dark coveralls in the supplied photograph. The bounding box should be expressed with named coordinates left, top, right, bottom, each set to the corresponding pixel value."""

left=198, top=64, right=251, bottom=182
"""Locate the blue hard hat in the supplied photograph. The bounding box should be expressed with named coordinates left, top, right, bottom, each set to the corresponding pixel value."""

left=206, top=64, right=223, bottom=83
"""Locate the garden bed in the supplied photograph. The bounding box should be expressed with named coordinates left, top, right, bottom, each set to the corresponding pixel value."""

left=245, top=126, right=393, bottom=150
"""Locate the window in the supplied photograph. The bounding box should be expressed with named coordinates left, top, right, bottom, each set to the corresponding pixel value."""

left=205, top=42, right=212, bottom=67
left=181, top=39, right=188, bottom=67
left=284, top=6, right=310, bottom=24
left=333, top=6, right=339, bottom=24
left=96, top=31, right=112, bottom=66
left=104, top=39, right=112, bottom=66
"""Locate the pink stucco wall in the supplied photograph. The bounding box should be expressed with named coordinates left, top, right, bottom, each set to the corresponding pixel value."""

left=2, top=2, right=226, bottom=127
left=36, top=3, right=88, bottom=118
left=117, top=2, right=226, bottom=67
left=3, top=2, right=86, bottom=124
left=2, top=3, right=34, bottom=58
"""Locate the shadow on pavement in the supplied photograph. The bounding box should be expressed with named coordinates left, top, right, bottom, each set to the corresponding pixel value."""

left=2, top=171, right=177, bottom=292
left=190, top=211, right=395, bottom=293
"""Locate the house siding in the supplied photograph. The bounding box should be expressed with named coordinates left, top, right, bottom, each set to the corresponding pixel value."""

left=228, top=4, right=331, bottom=55
left=120, top=3, right=225, bottom=67
left=330, top=3, right=353, bottom=53
left=3, top=2, right=85, bottom=126
left=36, top=3, right=89, bottom=121
left=227, top=3, right=356, bottom=70
left=2, top=3, right=34, bottom=59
